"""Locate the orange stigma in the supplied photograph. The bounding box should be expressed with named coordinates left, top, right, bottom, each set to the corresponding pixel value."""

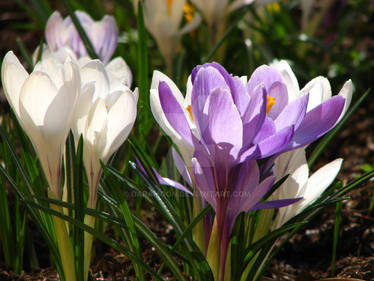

left=167, top=0, right=173, bottom=16
left=266, top=96, right=276, bottom=114
left=186, top=105, right=193, bottom=120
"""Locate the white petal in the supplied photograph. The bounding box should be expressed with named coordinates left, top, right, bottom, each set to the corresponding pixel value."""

left=150, top=88, right=180, bottom=140
left=270, top=60, right=300, bottom=101
left=1, top=51, right=29, bottom=117
left=80, top=60, right=110, bottom=100
left=151, top=70, right=185, bottom=104
left=170, top=0, right=186, bottom=27
left=105, top=57, right=132, bottom=89
left=19, top=72, right=58, bottom=127
left=85, top=98, right=108, bottom=155
left=183, top=75, right=193, bottom=108
left=178, top=13, right=201, bottom=35
left=302, top=158, right=343, bottom=206
left=300, top=76, right=331, bottom=111
left=72, top=82, right=95, bottom=138
left=273, top=148, right=309, bottom=200
left=103, top=90, right=137, bottom=161
left=337, top=79, right=354, bottom=119
left=229, top=0, right=255, bottom=12
left=45, top=11, right=65, bottom=51
left=133, top=87, right=139, bottom=103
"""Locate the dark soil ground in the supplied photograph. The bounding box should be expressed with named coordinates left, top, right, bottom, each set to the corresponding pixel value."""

left=1, top=1, right=374, bottom=280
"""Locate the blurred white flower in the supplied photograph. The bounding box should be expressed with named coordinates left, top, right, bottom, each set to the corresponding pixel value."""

left=191, top=0, right=278, bottom=28
left=45, top=11, right=118, bottom=63
left=1, top=50, right=80, bottom=198
left=140, top=0, right=201, bottom=70
left=272, top=148, right=343, bottom=228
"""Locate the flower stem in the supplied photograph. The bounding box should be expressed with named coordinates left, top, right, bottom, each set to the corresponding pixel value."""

left=51, top=204, right=77, bottom=281
left=84, top=214, right=95, bottom=281
left=192, top=186, right=205, bottom=252
left=206, top=218, right=220, bottom=280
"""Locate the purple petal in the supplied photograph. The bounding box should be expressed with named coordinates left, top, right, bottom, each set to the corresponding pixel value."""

left=240, top=176, right=275, bottom=212
left=192, top=63, right=251, bottom=116
left=191, top=62, right=232, bottom=87
left=154, top=172, right=193, bottom=195
left=250, top=198, right=302, bottom=211
left=192, top=156, right=217, bottom=210
left=255, top=125, right=294, bottom=158
left=172, top=148, right=192, bottom=186
left=242, top=85, right=267, bottom=147
left=135, top=158, right=192, bottom=195
left=45, top=11, right=64, bottom=51
left=247, top=65, right=284, bottom=94
left=231, top=76, right=250, bottom=116
left=274, top=93, right=309, bottom=131
left=237, top=144, right=261, bottom=163
left=92, top=15, right=118, bottom=63
left=290, top=95, right=345, bottom=148
left=230, top=161, right=260, bottom=208
left=159, top=81, right=193, bottom=145
left=253, top=117, right=276, bottom=144
left=267, top=82, right=289, bottom=119
left=191, top=66, right=230, bottom=137
left=207, top=87, right=243, bottom=150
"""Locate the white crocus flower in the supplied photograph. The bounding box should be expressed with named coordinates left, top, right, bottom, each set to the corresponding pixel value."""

left=191, top=0, right=278, bottom=29
left=270, top=59, right=354, bottom=124
left=141, top=0, right=201, bottom=72
left=72, top=56, right=137, bottom=208
left=150, top=70, right=196, bottom=169
left=273, top=148, right=343, bottom=228
left=1, top=50, right=80, bottom=199
left=68, top=54, right=137, bottom=281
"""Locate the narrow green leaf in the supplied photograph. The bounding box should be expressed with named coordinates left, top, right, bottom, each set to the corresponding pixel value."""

left=331, top=201, right=342, bottom=276
left=61, top=0, right=98, bottom=59
left=23, top=199, right=164, bottom=281
left=16, top=37, right=34, bottom=70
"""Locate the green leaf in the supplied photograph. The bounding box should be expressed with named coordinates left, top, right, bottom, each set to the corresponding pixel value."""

left=61, top=0, right=99, bottom=59
left=22, top=199, right=164, bottom=281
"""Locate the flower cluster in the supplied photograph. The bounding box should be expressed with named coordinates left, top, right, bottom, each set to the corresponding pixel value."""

left=1, top=12, right=136, bottom=280
left=0, top=5, right=355, bottom=281
left=150, top=61, right=352, bottom=279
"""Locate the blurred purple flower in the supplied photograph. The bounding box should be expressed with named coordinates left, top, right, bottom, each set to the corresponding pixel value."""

left=45, top=11, right=118, bottom=63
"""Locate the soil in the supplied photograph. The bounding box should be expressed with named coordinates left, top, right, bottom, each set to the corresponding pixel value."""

left=1, top=1, right=374, bottom=280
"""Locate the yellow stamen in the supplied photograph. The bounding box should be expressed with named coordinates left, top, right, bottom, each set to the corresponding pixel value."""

left=183, top=2, right=195, bottom=22
left=267, top=2, right=280, bottom=13
left=186, top=105, right=194, bottom=120
left=266, top=96, right=276, bottom=114
left=167, top=0, right=173, bottom=16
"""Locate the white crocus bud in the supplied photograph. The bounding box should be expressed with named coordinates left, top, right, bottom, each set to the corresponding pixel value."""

left=272, top=148, right=343, bottom=228
left=1, top=50, right=80, bottom=198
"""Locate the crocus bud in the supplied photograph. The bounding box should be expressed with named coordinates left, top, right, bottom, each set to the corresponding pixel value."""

left=45, top=11, right=118, bottom=63
left=1, top=49, right=80, bottom=198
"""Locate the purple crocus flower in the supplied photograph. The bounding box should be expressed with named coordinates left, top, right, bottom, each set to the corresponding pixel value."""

left=192, top=141, right=299, bottom=279
left=151, top=62, right=346, bottom=279
left=45, top=11, right=118, bottom=63
left=156, top=62, right=345, bottom=163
